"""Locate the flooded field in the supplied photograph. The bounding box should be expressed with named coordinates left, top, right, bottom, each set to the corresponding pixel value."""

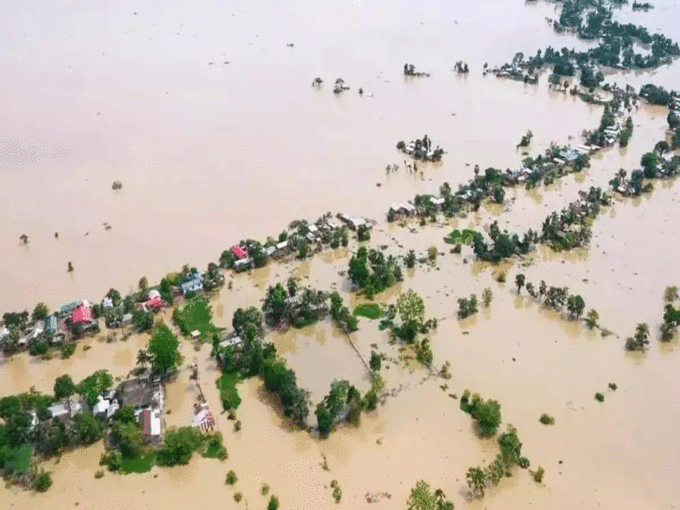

left=2, top=0, right=680, bottom=509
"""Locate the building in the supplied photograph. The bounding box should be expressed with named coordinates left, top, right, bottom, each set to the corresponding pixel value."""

left=140, top=408, right=163, bottom=443
left=180, top=271, right=203, bottom=294
left=119, top=375, right=163, bottom=418
left=231, top=245, right=248, bottom=260
left=101, top=297, right=114, bottom=309
left=218, top=336, right=244, bottom=354
left=44, top=315, right=58, bottom=335
left=430, top=197, right=445, bottom=207
left=233, top=257, right=253, bottom=272
left=48, top=399, right=85, bottom=422
left=148, top=290, right=161, bottom=300
left=93, top=392, right=120, bottom=421
left=72, top=303, right=94, bottom=326
left=60, top=301, right=79, bottom=317
left=145, top=296, right=164, bottom=312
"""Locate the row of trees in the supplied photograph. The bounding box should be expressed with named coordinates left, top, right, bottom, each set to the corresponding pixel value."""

left=515, top=275, right=589, bottom=321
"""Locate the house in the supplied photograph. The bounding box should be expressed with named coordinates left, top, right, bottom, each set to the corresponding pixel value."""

left=101, top=297, right=114, bottom=309
left=48, top=399, right=84, bottom=422
left=145, top=296, right=164, bottom=312
left=265, top=245, right=277, bottom=257
left=44, top=315, right=58, bottom=335
left=140, top=408, right=163, bottom=443
left=72, top=303, right=94, bottom=326
left=60, top=301, right=79, bottom=317
left=218, top=336, right=244, bottom=354
left=274, top=240, right=289, bottom=257
left=93, top=392, right=119, bottom=421
left=180, top=271, right=203, bottom=294
left=148, top=290, right=161, bottom=300
left=233, top=257, right=253, bottom=272
left=231, top=245, right=248, bottom=260
left=119, top=375, right=163, bottom=417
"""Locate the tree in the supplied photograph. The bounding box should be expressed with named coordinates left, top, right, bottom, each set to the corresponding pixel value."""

left=395, top=290, right=426, bottom=342
left=157, top=426, right=203, bottom=466
left=585, top=309, right=599, bottom=329
left=53, top=375, right=76, bottom=414
left=566, top=295, right=585, bottom=319
left=515, top=274, right=526, bottom=294
left=72, top=412, right=105, bottom=444
left=77, top=370, right=113, bottom=406
left=132, top=310, right=154, bottom=331
left=147, top=323, right=183, bottom=376
left=316, top=403, right=333, bottom=436
left=113, top=406, right=136, bottom=425
left=1, top=325, right=21, bottom=354
left=348, top=253, right=369, bottom=287
left=111, top=421, right=143, bottom=457
left=625, top=323, right=650, bottom=352
left=137, top=349, right=152, bottom=368
left=466, top=467, right=486, bottom=498
left=405, top=250, right=417, bottom=268
left=406, top=480, right=452, bottom=509
left=268, top=495, right=280, bottom=510
left=641, top=151, right=658, bottom=176
left=474, top=399, right=501, bottom=436
left=369, top=351, right=381, bottom=371
left=32, top=303, right=49, bottom=322
left=138, top=276, right=148, bottom=292
left=482, top=288, right=493, bottom=307
left=263, top=284, right=288, bottom=325
left=106, top=288, right=122, bottom=306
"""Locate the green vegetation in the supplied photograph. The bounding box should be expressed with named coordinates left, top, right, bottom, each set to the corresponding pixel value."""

left=539, top=414, right=555, bottom=425
left=217, top=372, right=242, bottom=410
left=226, top=470, right=238, bottom=485
left=661, top=303, right=680, bottom=341
left=32, top=469, right=53, bottom=492
left=262, top=357, right=310, bottom=426
left=316, top=379, right=351, bottom=436
left=406, top=479, right=454, bottom=510
left=201, top=432, right=228, bottom=460
left=234, top=492, right=243, bottom=503
left=369, top=350, right=382, bottom=371
left=625, top=323, right=650, bottom=352
left=330, top=292, right=358, bottom=333
left=415, top=339, right=433, bottom=366
left=60, top=343, right=76, bottom=359
left=595, top=392, right=605, bottom=402
left=148, top=323, right=184, bottom=375
left=348, top=247, right=403, bottom=298
left=585, top=309, right=599, bottom=329
left=443, top=228, right=478, bottom=245
left=460, top=390, right=502, bottom=436
left=330, top=479, right=342, bottom=503
left=393, top=289, right=426, bottom=342
left=457, top=295, right=478, bottom=319
left=119, top=452, right=156, bottom=474
left=173, top=298, right=220, bottom=341
left=268, top=495, right=280, bottom=510
left=261, top=483, right=270, bottom=495
left=482, top=288, right=493, bottom=307
left=532, top=466, right=545, bottom=483
left=353, top=303, right=383, bottom=319
left=157, top=426, right=205, bottom=466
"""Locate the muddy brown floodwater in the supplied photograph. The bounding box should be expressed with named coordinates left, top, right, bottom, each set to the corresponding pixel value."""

left=2, top=0, right=680, bottom=509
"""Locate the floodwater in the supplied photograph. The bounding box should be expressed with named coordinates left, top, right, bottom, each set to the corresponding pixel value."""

left=2, top=0, right=680, bottom=509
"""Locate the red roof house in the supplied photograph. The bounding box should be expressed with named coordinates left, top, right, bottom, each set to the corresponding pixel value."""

left=145, top=297, right=163, bottom=311
left=231, top=245, right=247, bottom=260
left=71, top=304, right=93, bottom=325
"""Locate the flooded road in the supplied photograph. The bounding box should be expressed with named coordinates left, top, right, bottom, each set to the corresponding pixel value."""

left=2, top=0, right=680, bottom=509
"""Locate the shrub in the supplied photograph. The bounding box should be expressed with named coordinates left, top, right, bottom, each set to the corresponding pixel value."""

left=234, top=492, right=243, bottom=503
left=532, top=466, right=545, bottom=483
left=100, top=450, right=122, bottom=471
left=32, top=470, right=53, bottom=492
left=268, top=495, right=280, bottom=510
left=94, top=470, right=105, bottom=479
left=427, top=245, right=437, bottom=262
left=539, top=414, right=555, bottom=425
left=608, top=383, right=617, bottom=391
left=595, top=392, right=605, bottom=402
left=261, top=483, right=270, bottom=495
left=330, top=480, right=342, bottom=503
left=61, top=343, right=76, bottom=358
left=482, top=288, right=493, bottom=307
left=226, top=470, right=238, bottom=485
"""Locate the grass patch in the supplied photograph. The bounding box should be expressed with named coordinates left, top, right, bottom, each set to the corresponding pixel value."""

left=4, top=444, right=32, bottom=475
left=217, top=372, right=242, bottom=410
left=119, top=452, right=156, bottom=474
left=353, top=303, right=383, bottom=320
left=443, top=228, right=476, bottom=245
left=173, top=297, right=221, bottom=342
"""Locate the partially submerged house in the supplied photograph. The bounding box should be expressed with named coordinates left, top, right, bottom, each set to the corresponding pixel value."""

left=180, top=270, right=203, bottom=294
left=140, top=408, right=162, bottom=444
left=48, top=399, right=85, bottom=422
left=119, top=375, right=164, bottom=419
left=231, top=245, right=248, bottom=260
left=93, top=391, right=119, bottom=421
left=233, top=257, right=254, bottom=272
left=71, top=301, right=97, bottom=334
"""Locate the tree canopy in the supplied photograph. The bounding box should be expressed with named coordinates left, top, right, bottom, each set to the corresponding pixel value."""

left=148, top=323, right=183, bottom=375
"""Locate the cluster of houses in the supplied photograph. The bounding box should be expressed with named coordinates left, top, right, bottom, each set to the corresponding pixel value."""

left=230, top=213, right=373, bottom=272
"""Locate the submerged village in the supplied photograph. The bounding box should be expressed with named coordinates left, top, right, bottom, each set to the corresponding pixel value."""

left=2, top=0, right=680, bottom=509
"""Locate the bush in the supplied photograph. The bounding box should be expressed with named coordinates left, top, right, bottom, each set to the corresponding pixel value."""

left=100, top=450, right=122, bottom=471
left=539, top=414, right=555, bottom=425
left=330, top=480, right=342, bottom=503
left=532, top=466, right=545, bottom=483
left=353, top=303, right=382, bottom=319
left=94, top=470, right=105, bottom=479
left=234, top=492, right=243, bottom=503
left=595, top=392, right=605, bottom=402
left=61, top=343, right=76, bottom=358
left=427, top=245, right=437, bottom=262
left=29, top=340, right=49, bottom=356
left=33, top=470, right=53, bottom=492
left=268, top=495, right=280, bottom=510
left=226, top=470, right=238, bottom=485
left=217, top=372, right=242, bottom=410
left=261, top=483, right=270, bottom=495
left=157, top=426, right=204, bottom=466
